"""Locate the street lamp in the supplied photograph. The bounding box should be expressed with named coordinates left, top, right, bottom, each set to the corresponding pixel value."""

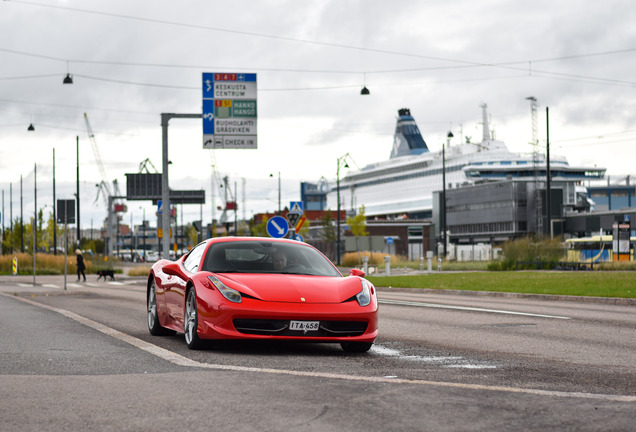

left=360, top=73, right=370, bottom=95
left=63, top=61, right=73, bottom=84
left=336, top=154, right=351, bottom=265
left=442, top=131, right=453, bottom=259
left=546, top=107, right=551, bottom=238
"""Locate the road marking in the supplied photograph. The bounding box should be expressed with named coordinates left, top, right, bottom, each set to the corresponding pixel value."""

left=3, top=292, right=633, bottom=403
left=379, top=299, right=571, bottom=319
left=42, top=284, right=61, bottom=289
left=371, top=345, right=498, bottom=369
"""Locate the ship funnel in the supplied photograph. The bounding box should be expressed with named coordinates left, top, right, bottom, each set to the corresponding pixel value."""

left=481, top=104, right=490, bottom=142
left=391, top=108, right=429, bottom=159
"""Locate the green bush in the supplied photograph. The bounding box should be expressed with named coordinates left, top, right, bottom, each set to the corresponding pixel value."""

left=488, top=236, right=566, bottom=271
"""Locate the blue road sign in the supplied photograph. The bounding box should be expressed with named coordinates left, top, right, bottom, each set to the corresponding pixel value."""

left=202, top=99, right=215, bottom=134
left=291, top=233, right=304, bottom=242
left=386, top=237, right=393, bottom=245
left=267, top=216, right=289, bottom=238
left=289, top=201, right=303, bottom=214
left=202, top=72, right=258, bottom=150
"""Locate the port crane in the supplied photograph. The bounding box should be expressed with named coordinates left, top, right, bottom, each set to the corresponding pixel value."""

left=84, top=113, right=126, bottom=257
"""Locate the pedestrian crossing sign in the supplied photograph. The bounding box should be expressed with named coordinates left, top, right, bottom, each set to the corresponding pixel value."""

left=289, top=201, right=303, bottom=214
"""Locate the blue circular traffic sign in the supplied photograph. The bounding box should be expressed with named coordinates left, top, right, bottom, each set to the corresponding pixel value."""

left=266, top=216, right=289, bottom=238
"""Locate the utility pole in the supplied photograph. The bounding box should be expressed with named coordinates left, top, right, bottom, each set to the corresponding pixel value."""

left=0, top=189, right=3, bottom=255
left=526, top=97, right=542, bottom=235
left=33, top=163, right=36, bottom=286
left=53, top=148, right=57, bottom=254
left=1, top=189, right=3, bottom=255
left=76, top=136, right=80, bottom=248
left=546, top=107, right=551, bottom=238
left=20, top=175, right=23, bottom=253
left=1, top=190, right=3, bottom=255
left=10, top=183, right=13, bottom=253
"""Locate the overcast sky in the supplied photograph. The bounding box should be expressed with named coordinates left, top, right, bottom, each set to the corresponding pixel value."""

left=1, top=0, right=635, bottom=229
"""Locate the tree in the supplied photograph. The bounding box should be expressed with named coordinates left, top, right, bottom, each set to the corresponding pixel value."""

left=1, top=217, right=23, bottom=254
left=185, top=224, right=198, bottom=247
left=346, top=205, right=369, bottom=237
left=45, top=211, right=64, bottom=253
left=319, top=211, right=337, bottom=241
left=251, top=219, right=268, bottom=237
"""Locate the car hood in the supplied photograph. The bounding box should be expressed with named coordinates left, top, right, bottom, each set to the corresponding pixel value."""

left=215, top=273, right=362, bottom=304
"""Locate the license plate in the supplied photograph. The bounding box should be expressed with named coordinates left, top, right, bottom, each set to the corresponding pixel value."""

left=289, top=320, right=319, bottom=332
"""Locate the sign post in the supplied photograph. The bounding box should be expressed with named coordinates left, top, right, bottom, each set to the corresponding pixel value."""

left=57, top=199, right=75, bottom=290
left=613, top=216, right=631, bottom=262
left=202, top=73, right=257, bottom=149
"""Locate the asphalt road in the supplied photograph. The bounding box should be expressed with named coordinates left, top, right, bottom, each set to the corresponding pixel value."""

left=1, top=275, right=635, bottom=431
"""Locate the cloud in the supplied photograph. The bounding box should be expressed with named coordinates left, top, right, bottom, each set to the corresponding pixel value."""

left=1, top=0, right=635, bottom=225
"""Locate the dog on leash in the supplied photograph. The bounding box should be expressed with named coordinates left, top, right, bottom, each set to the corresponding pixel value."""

left=97, top=269, right=115, bottom=281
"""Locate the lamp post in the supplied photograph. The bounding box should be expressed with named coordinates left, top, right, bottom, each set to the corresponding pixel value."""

left=1, top=190, right=3, bottom=255
left=33, top=163, right=37, bottom=286
left=269, top=172, right=281, bottom=214
left=76, top=136, right=80, bottom=249
left=336, top=154, right=350, bottom=265
left=546, top=107, right=551, bottom=238
left=10, top=183, right=13, bottom=253
left=442, top=131, right=453, bottom=259
left=53, top=148, right=57, bottom=255
left=20, top=175, right=23, bottom=253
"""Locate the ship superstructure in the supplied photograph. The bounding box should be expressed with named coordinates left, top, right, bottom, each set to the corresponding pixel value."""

left=327, top=105, right=605, bottom=219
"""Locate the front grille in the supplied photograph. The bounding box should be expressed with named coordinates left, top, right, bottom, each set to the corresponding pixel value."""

left=233, top=319, right=368, bottom=337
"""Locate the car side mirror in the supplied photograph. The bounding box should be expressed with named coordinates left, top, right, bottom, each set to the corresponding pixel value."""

left=163, top=262, right=186, bottom=279
left=349, top=268, right=365, bottom=277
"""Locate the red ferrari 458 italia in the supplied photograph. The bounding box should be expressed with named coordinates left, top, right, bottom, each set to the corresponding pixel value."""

left=147, top=237, right=378, bottom=352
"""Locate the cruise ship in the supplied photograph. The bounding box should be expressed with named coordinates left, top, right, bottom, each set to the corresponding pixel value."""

left=326, top=105, right=606, bottom=219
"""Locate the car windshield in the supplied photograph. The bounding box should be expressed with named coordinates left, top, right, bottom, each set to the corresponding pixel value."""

left=202, top=241, right=341, bottom=276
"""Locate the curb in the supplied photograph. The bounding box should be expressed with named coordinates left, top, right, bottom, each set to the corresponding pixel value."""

left=376, top=286, right=636, bottom=306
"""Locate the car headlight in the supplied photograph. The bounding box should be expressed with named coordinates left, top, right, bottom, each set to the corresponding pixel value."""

left=208, top=275, right=242, bottom=303
left=356, top=279, right=372, bottom=307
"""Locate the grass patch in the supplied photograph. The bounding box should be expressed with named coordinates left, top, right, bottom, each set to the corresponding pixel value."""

left=366, top=271, right=636, bottom=298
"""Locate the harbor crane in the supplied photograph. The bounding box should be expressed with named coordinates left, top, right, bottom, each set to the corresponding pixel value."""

left=84, top=113, right=126, bottom=257
left=138, top=158, right=159, bottom=174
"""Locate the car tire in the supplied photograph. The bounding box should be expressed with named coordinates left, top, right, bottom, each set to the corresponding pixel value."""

left=340, top=341, right=373, bottom=353
left=184, top=287, right=205, bottom=350
left=148, top=279, right=176, bottom=336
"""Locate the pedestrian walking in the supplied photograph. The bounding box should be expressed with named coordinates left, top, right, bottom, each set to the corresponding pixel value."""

left=76, top=249, right=86, bottom=282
